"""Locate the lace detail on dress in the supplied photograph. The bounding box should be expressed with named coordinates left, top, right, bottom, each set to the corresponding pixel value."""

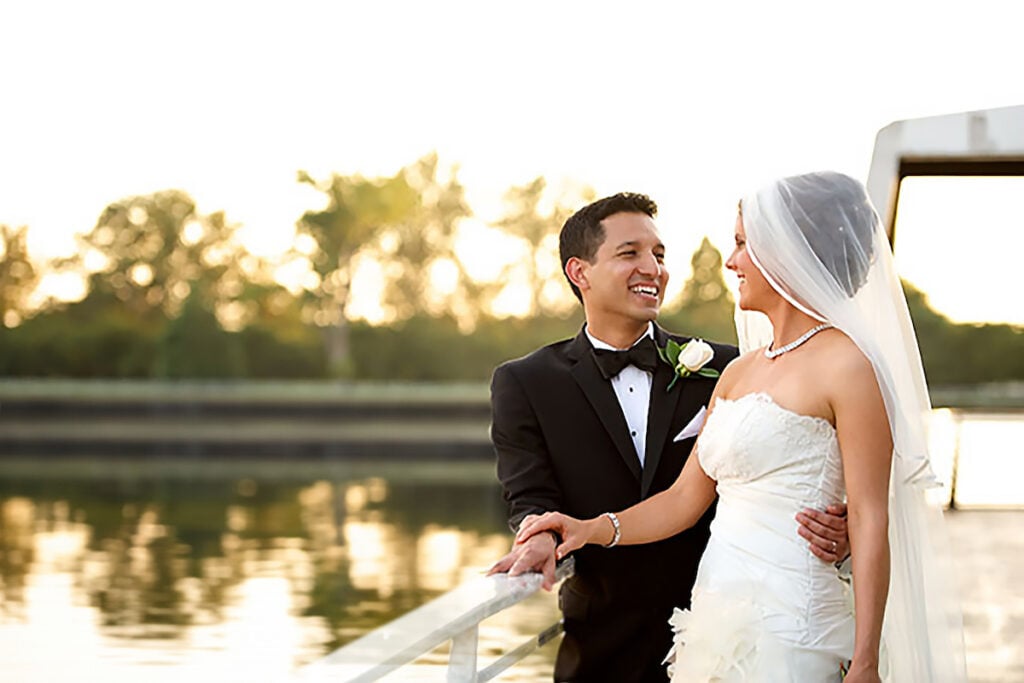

left=698, top=392, right=837, bottom=487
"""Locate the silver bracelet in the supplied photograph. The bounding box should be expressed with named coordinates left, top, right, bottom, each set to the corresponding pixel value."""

left=602, top=511, right=621, bottom=548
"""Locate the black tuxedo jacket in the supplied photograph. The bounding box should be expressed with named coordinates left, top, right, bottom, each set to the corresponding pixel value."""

left=491, top=324, right=738, bottom=682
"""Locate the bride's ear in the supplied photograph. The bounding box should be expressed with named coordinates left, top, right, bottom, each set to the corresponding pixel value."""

left=565, top=257, right=589, bottom=292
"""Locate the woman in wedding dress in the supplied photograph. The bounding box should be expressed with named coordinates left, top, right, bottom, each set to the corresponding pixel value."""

left=516, top=171, right=966, bottom=682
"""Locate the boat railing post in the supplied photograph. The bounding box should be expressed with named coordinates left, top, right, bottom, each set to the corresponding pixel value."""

left=448, top=625, right=480, bottom=682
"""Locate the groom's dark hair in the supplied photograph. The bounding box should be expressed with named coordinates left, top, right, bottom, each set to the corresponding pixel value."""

left=559, top=192, right=658, bottom=303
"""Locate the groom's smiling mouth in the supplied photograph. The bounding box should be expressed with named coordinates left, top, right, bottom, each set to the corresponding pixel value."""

left=630, top=284, right=660, bottom=301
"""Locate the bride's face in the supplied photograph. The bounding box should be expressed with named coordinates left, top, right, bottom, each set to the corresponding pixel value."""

left=725, top=214, right=772, bottom=311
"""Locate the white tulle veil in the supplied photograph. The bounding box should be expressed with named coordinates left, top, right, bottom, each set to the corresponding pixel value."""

left=735, top=171, right=966, bottom=681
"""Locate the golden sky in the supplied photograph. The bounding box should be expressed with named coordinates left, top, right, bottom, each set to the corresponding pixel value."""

left=1, top=1, right=1022, bottom=324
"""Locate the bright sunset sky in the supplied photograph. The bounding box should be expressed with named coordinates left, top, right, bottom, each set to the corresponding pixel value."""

left=2, top=1, right=1022, bottom=324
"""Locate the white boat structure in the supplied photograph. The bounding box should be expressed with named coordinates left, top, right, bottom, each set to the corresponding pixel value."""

left=867, top=103, right=1024, bottom=239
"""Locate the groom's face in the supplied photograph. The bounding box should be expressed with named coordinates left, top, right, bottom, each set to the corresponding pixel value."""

left=575, top=211, right=668, bottom=328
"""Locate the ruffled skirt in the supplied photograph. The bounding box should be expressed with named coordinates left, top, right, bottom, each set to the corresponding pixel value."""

left=665, top=588, right=850, bottom=683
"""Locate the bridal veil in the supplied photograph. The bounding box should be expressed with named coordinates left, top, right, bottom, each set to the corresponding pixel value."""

left=735, top=171, right=967, bottom=681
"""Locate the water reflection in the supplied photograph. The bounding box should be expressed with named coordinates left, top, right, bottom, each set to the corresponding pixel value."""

left=0, top=411, right=1021, bottom=681
left=0, top=464, right=556, bottom=681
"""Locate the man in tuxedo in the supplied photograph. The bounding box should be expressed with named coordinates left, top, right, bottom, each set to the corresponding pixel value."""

left=488, top=193, right=848, bottom=682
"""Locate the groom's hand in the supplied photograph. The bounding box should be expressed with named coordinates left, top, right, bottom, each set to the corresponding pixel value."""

left=486, top=516, right=558, bottom=590
left=796, top=503, right=849, bottom=563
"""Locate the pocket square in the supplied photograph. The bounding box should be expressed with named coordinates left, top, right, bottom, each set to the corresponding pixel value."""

left=673, top=406, right=707, bottom=442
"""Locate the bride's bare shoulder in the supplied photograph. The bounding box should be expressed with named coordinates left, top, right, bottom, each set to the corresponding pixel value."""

left=719, top=348, right=759, bottom=376
left=820, top=330, right=871, bottom=371
left=714, top=348, right=759, bottom=393
left=818, top=330, right=882, bottom=398
left=727, top=348, right=760, bottom=371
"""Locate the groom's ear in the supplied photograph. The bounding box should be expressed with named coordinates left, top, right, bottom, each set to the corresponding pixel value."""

left=565, top=257, right=589, bottom=292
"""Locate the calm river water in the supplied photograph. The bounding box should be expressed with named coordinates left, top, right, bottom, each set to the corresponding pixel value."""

left=0, top=410, right=1021, bottom=682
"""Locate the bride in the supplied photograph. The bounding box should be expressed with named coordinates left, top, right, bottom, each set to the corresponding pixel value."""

left=516, top=172, right=966, bottom=682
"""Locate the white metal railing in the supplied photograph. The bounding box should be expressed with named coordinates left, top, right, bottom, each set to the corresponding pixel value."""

left=296, top=558, right=574, bottom=682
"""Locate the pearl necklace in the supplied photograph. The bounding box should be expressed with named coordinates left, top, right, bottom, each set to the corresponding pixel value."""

left=764, top=323, right=833, bottom=359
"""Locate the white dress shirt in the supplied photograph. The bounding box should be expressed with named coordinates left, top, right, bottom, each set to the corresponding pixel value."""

left=586, top=323, right=655, bottom=467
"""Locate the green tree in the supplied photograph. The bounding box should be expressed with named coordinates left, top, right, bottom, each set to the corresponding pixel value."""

left=348, top=310, right=582, bottom=381
left=377, top=154, right=470, bottom=320
left=0, top=290, right=158, bottom=377
left=155, top=287, right=245, bottom=378
left=296, top=166, right=417, bottom=375
left=78, top=190, right=244, bottom=322
left=904, top=280, right=1024, bottom=385
left=660, top=237, right=737, bottom=343
left=234, top=282, right=326, bottom=377
left=493, top=178, right=593, bottom=317
left=0, top=225, right=40, bottom=328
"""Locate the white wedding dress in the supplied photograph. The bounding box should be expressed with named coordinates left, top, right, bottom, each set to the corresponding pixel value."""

left=667, top=392, right=859, bottom=682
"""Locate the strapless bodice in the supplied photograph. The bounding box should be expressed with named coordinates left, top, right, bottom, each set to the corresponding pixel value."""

left=698, top=391, right=845, bottom=515
left=695, top=391, right=847, bottom=588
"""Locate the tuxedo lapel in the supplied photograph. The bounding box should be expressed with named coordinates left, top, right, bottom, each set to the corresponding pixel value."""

left=566, top=331, right=643, bottom=482
left=640, top=326, right=684, bottom=497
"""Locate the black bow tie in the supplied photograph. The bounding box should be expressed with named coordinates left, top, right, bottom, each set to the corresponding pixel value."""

left=591, top=336, right=660, bottom=379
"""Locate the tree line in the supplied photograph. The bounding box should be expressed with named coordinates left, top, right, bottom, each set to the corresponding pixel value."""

left=0, top=153, right=1020, bottom=385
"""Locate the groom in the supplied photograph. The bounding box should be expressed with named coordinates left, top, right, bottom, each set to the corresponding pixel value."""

left=488, top=193, right=848, bottom=682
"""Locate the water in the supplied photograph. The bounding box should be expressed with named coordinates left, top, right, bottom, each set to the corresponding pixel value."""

left=0, top=411, right=1022, bottom=681
left=0, top=461, right=560, bottom=682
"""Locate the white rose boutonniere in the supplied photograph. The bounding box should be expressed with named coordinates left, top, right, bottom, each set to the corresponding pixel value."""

left=658, top=339, right=720, bottom=391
